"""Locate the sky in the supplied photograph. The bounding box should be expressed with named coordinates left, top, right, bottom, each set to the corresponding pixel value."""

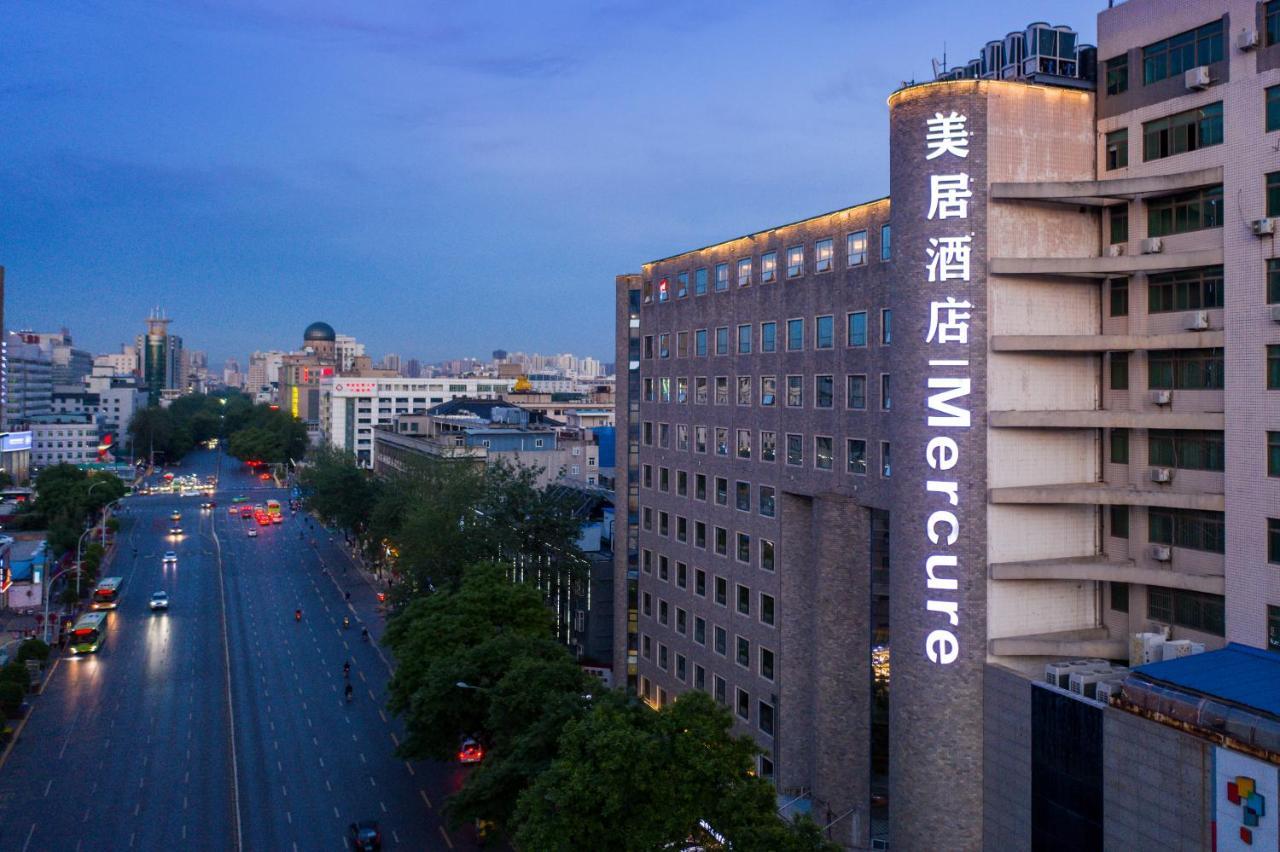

left=1, top=0, right=1098, bottom=367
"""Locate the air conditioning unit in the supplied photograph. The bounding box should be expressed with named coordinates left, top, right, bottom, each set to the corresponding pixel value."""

left=1096, top=680, right=1125, bottom=703
left=1151, top=389, right=1173, bottom=406
left=1045, top=662, right=1085, bottom=689
left=1271, top=305, right=1280, bottom=323
left=1149, top=544, right=1173, bottom=562
left=1252, top=218, right=1276, bottom=236
left=1184, top=65, right=1211, bottom=90
left=1238, top=28, right=1260, bottom=51
left=1161, top=640, right=1206, bottom=661
left=1149, top=467, right=1174, bottom=483
left=1141, top=237, right=1163, bottom=254
left=1183, top=310, right=1210, bottom=331
left=1069, top=669, right=1120, bottom=700
left=1131, top=630, right=1169, bottom=665
left=1107, top=243, right=1126, bottom=257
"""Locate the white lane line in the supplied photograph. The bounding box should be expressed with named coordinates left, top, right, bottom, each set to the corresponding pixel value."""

left=379, top=801, right=387, bottom=814
left=358, top=671, right=366, bottom=683
left=332, top=806, right=340, bottom=819
left=277, top=760, right=282, bottom=772
left=133, top=803, right=140, bottom=816
left=325, top=779, right=332, bottom=792
left=128, top=832, right=135, bottom=848
left=359, top=752, right=366, bottom=765
left=43, top=779, right=51, bottom=798
left=318, top=756, right=325, bottom=768
left=286, top=811, right=292, bottom=824
left=367, top=689, right=376, bottom=701
left=405, top=762, right=415, bottom=776
left=182, top=825, right=186, bottom=841
left=281, top=784, right=288, bottom=797
left=420, top=789, right=432, bottom=809
left=82, top=806, right=90, bottom=823
left=211, top=525, right=244, bottom=852
left=368, top=777, right=376, bottom=787
left=378, top=710, right=387, bottom=723
left=390, top=733, right=399, bottom=747
left=21, top=823, right=35, bottom=852
left=392, top=830, right=400, bottom=845
left=438, top=826, right=454, bottom=849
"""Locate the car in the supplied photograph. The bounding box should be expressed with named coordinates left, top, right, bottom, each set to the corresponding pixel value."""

left=149, top=591, right=169, bottom=611
left=247, top=528, right=258, bottom=538
left=232, top=496, right=247, bottom=504
left=162, top=551, right=177, bottom=566
left=259, top=472, right=271, bottom=481
left=169, top=525, right=183, bottom=536
left=458, top=737, right=484, bottom=765
left=271, top=514, right=283, bottom=525
left=170, top=510, right=181, bottom=522
left=200, top=501, right=215, bottom=510
left=228, top=506, right=239, bottom=515
left=240, top=506, right=253, bottom=517
left=347, top=821, right=381, bottom=851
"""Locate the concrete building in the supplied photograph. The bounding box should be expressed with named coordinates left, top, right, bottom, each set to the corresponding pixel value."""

left=94, top=346, right=138, bottom=377
left=333, top=334, right=365, bottom=372
left=615, top=5, right=1280, bottom=846
left=4, top=332, right=52, bottom=428
left=245, top=350, right=285, bottom=399
left=279, top=323, right=340, bottom=440
left=13, top=330, right=92, bottom=386
left=134, top=309, right=183, bottom=405
left=30, top=416, right=98, bottom=469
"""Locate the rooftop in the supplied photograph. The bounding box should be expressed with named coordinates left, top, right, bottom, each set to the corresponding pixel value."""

left=1133, top=643, right=1280, bottom=721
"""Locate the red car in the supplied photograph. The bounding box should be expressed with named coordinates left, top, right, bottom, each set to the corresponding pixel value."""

left=458, top=738, right=484, bottom=765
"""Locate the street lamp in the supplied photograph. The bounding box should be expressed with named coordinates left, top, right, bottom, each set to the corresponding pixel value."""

left=100, top=496, right=125, bottom=548
left=73, top=526, right=94, bottom=598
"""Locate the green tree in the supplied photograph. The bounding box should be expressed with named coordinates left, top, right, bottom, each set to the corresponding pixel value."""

left=0, top=682, right=23, bottom=718
left=300, top=447, right=377, bottom=533
left=16, top=639, right=50, bottom=664
left=0, top=662, right=31, bottom=693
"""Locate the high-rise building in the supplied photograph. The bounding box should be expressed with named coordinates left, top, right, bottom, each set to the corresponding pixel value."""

left=223, top=358, right=243, bottom=389
left=13, top=330, right=92, bottom=386
left=615, top=7, right=1280, bottom=846
left=279, top=322, right=339, bottom=441
left=134, top=309, right=183, bottom=405
left=4, top=332, right=52, bottom=428
left=403, top=358, right=422, bottom=379
left=381, top=353, right=401, bottom=374
left=94, top=346, right=138, bottom=377
left=333, top=334, right=365, bottom=372
left=246, top=350, right=285, bottom=397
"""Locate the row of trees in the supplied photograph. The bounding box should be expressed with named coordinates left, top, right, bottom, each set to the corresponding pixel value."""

left=10, top=464, right=127, bottom=556
left=127, top=393, right=307, bottom=465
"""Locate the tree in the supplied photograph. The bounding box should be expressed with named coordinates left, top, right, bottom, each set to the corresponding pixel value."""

left=16, top=639, right=50, bottom=665
left=0, top=682, right=23, bottom=718
left=300, top=448, right=377, bottom=533
left=0, top=662, right=31, bottom=693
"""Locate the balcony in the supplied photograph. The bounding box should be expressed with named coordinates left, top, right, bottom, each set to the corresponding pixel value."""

left=988, top=627, right=1127, bottom=659
left=988, top=247, right=1223, bottom=279
left=990, top=331, right=1224, bottom=353
left=988, top=483, right=1223, bottom=512
left=990, top=410, right=1224, bottom=430
left=990, top=166, right=1222, bottom=207
left=989, top=556, right=1223, bottom=595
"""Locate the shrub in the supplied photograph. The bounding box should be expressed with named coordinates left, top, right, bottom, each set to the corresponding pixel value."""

left=0, top=662, right=31, bottom=692
left=0, top=682, right=23, bottom=718
left=16, top=639, right=50, bottom=664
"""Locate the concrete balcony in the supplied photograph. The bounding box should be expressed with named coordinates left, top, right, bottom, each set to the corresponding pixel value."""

left=990, top=331, right=1224, bottom=353
left=990, top=410, right=1224, bottom=430
left=989, top=556, right=1224, bottom=595
left=988, top=627, right=1128, bottom=659
left=990, top=166, right=1222, bottom=207
left=988, top=247, right=1223, bottom=279
left=988, top=483, right=1224, bottom=512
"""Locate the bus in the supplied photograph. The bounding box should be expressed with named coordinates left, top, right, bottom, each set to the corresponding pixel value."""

left=69, top=611, right=109, bottom=655
left=91, top=577, right=124, bottom=610
left=266, top=499, right=282, bottom=523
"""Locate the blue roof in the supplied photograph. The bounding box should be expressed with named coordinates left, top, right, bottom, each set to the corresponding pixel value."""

left=1135, top=643, right=1280, bottom=719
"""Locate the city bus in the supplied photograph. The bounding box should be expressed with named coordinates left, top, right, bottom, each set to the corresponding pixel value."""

left=266, top=499, right=282, bottom=523
left=91, top=577, right=124, bottom=610
left=69, top=611, right=109, bottom=655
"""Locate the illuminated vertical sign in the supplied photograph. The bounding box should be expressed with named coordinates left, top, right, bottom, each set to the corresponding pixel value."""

left=290, top=386, right=299, bottom=417
left=920, top=110, right=973, bottom=666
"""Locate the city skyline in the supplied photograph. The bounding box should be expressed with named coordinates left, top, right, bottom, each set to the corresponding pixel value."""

left=2, top=0, right=1092, bottom=365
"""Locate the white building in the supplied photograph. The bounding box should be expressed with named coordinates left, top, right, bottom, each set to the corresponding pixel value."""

left=246, top=350, right=285, bottom=398
left=321, top=376, right=514, bottom=467
left=333, top=335, right=365, bottom=373
left=4, top=333, right=53, bottom=428
left=95, top=346, right=138, bottom=376
left=31, top=418, right=98, bottom=468
left=84, top=372, right=145, bottom=438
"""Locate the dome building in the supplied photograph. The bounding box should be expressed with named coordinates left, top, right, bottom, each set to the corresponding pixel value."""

left=302, top=321, right=337, bottom=358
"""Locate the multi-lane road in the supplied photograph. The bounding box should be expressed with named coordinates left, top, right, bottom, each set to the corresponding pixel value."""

left=0, top=450, right=478, bottom=851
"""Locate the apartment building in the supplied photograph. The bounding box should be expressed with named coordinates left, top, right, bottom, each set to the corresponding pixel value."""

left=615, top=3, right=1280, bottom=847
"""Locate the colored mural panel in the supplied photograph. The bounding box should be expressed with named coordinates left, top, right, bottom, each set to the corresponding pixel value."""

left=1216, top=747, right=1278, bottom=850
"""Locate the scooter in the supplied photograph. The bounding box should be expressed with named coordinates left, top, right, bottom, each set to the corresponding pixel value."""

left=342, top=616, right=350, bottom=629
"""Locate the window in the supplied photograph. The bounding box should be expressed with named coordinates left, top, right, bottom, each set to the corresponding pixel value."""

left=643, top=593, right=652, bottom=617
left=676, top=332, right=688, bottom=358
left=1105, top=128, right=1128, bottom=170
left=676, top=378, right=688, bottom=404
left=1149, top=508, right=1226, bottom=553
left=761, top=251, right=777, bottom=284
left=1270, top=605, right=1280, bottom=654
left=848, top=439, right=867, bottom=475
left=714, top=625, right=726, bottom=653
left=715, top=577, right=727, bottom=607
left=1270, top=259, right=1280, bottom=304
left=881, top=309, right=892, bottom=344
left=1270, top=173, right=1280, bottom=218
left=881, top=441, right=891, bottom=477
left=760, top=376, right=776, bottom=407
left=695, top=426, right=707, bottom=453
left=676, top=654, right=686, bottom=681
left=1110, top=352, right=1129, bottom=391
left=1269, top=345, right=1280, bottom=390
left=880, top=224, right=892, bottom=260
left=1270, top=0, right=1280, bottom=47
left=714, top=527, right=727, bottom=556
left=1142, top=103, right=1222, bottom=161
left=714, top=675, right=726, bottom=705
left=847, top=374, right=867, bottom=410
left=847, top=230, right=868, bottom=266
left=1147, top=587, right=1224, bottom=636
left=695, top=522, right=706, bottom=548
left=658, top=599, right=668, bottom=625
left=1109, top=278, right=1129, bottom=317
left=880, top=374, right=891, bottom=411
left=677, top=516, right=687, bottom=543
left=643, top=335, right=654, bottom=359
left=1111, top=581, right=1129, bottom=613
left=676, top=608, right=687, bottom=635
left=694, top=616, right=706, bottom=644
left=815, top=315, right=834, bottom=349
left=735, top=480, right=750, bottom=511
left=1110, top=428, right=1129, bottom=464
left=1270, top=431, right=1280, bottom=478
left=786, top=434, right=803, bottom=466
left=1110, top=206, right=1128, bottom=245
left=815, top=238, right=834, bottom=272
left=815, top=375, right=834, bottom=408
left=786, top=375, right=803, bottom=407
left=736, top=378, right=751, bottom=407
left=715, top=327, right=729, bottom=356
left=736, top=636, right=750, bottom=668
left=715, top=377, right=728, bottom=405
left=1110, top=505, right=1130, bottom=539
left=658, top=333, right=670, bottom=358
left=715, top=426, right=728, bottom=455
left=696, top=569, right=706, bottom=596
left=737, top=257, right=752, bottom=288
left=736, top=688, right=750, bottom=721
left=760, top=431, right=776, bottom=462
left=676, top=271, right=689, bottom=298
left=695, top=329, right=708, bottom=357
left=1269, top=86, right=1280, bottom=133
left=694, top=377, right=708, bottom=405
left=715, top=476, right=728, bottom=506
left=760, top=647, right=774, bottom=682
left=659, top=467, right=670, bottom=491
left=715, top=262, right=729, bottom=292
left=759, top=485, right=775, bottom=517
left=1270, top=518, right=1280, bottom=564
left=786, top=319, right=803, bottom=351
left=1149, top=429, right=1224, bottom=471
left=1148, top=348, right=1223, bottom=390
left=761, top=322, right=777, bottom=353
left=758, top=700, right=775, bottom=736
left=848, top=311, right=867, bottom=347
left=786, top=245, right=804, bottom=278
left=1105, top=54, right=1128, bottom=95
left=737, top=584, right=751, bottom=615
left=1147, top=185, right=1222, bottom=237
left=695, top=267, right=708, bottom=296
left=737, top=324, right=752, bottom=355
left=1142, top=20, right=1223, bottom=85
left=677, top=561, right=687, bottom=588
left=814, top=436, right=833, bottom=471
left=760, top=592, right=775, bottom=624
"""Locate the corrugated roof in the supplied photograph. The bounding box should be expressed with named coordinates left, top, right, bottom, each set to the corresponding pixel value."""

left=1134, top=643, right=1280, bottom=719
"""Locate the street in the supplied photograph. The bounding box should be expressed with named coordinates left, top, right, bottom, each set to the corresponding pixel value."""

left=0, top=449, right=479, bottom=851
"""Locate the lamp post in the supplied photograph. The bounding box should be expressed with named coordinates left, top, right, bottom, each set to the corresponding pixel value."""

left=42, top=563, right=86, bottom=644
left=100, top=496, right=125, bottom=548
left=73, top=526, right=94, bottom=599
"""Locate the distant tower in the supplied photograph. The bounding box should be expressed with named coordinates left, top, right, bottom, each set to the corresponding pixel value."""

left=137, top=308, right=183, bottom=405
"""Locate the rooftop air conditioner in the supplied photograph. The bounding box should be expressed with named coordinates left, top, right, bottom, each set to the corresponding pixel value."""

left=1183, top=310, right=1210, bottom=331
left=1069, top=669, right=1121, bottom=700
left=1045, top=662, right=1085, bottom=689
left=1150, top=467, right=1174, bottom=483
left=1151, top=389, right=1173, bottom=406
left=1149, top=544, right=1172, bottom=562
left=1141, top=237, right=1163, bottom=254
left=1185, top=66, right=1211, bottom=90
left=1161, top=640, right=1206, bottom=660
left=1107, top=243, right=1126, bottom=257
left=1238, top=28, right=1259, bottom=52
left=1253, top=218, right=1275, bottom=236
left=1096, top=680, right=1125, bottom=703
left=1131, top=630, right=1168, bottom=665
left=1271, top=305, right=1280, bottom=323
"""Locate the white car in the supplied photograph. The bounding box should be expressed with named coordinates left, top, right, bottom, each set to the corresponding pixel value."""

left=162, top=551, right=178, bottom=566
left=149, top=591, right=169, bottom=611
left=247, top=528, right=258, bottom=538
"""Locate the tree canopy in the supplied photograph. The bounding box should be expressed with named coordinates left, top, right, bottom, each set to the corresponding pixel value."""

left=21, top=465, right=128, bottom=556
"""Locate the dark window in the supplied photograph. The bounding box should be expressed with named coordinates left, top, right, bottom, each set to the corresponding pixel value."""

left=761, top=321, right=777, bottom=352
left=737, top=325, right=751, bottom=354
left=815, top=315, right=834, bottom=349
left=1269, top=86, right=1280, bottom=134
left=1268, top=0, right=1280, bottom=47
left=737, top=585, right=750, bottom=615
left=847, top=374, right=867, bottom=409
left=1269, top=605, right=1280, bottom=654
left=1147, top=587, right=1225, bottom=636
left=1270, top=431, right=1280, bottom=478
left=1105, top=54, right=1128, bottom=95
left=758, top=701, right=775, bottom=736
left=1110, top=428, right=1129, bottom=464
left=786, top=434, right=802, bottom=466
left=847, top=439, right=867, bottom=475
left=760, top=593, right=775, bottom=625
left=786, top=319, right=803, bottom=351
left=736, top=636, right=750, bottom=668
left=1269, top=172, right=1280, bottom=218
left=1149, top=429, right=1224, bottom=471
left=1111, top=581, right=1129, bottom=612
left=880, top=224, right=892, bottom=261
left=816, top=375, right=834, bottom=408
left=1269, top=345, right=1280, bottom=390
left=1110, top=206, right=1128, bottom=245
left=1149, top=508, right=1226, bottom=553
left=1269, top=259, right=1280, bottom=304
left=1147, top=266, right=1222, bottom=313
left=736, top=688, right=749, bottom=721
left=694, top=267, right=708, bottom=296
left=695, top=570, right=706, bottom=597
left=1269, top=518, right=1280, bottom=564
left=760, top=647, right=774, bottom=681
left=695, top=329, right=707, bottom=357
left=1142, top=20, right=1223, bottom=85
left=1110, top=505, right=1129, bottom=539
left=736, top=481, right=750, bottom=512
left=1142, top=103, right=1222, bottom=161
left=759, top=485, right=775, bottom=517
left=1148, top=348, right=1223, bottom=390
left=815, top=436, right=833, bottom=471
left=848, top=312, right=868, bottom=347
left=715, top=327, right=729, bottom=355
left=1110, top=352, right=1129, bottom=390
left=715, top=577, right=726, bottom=606
left=1105, top=129, right=1128, bottom=170
left=880, top=374, right=891, bottom=411
left=1147, top=185, right=1223, bottom=237
left=1109, top=278, right=1129, bottom=317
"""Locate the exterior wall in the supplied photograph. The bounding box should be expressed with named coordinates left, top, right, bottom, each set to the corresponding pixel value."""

left=983, top=664, right=1032, bottom=851
left=31, top=421, right=98, bottom=467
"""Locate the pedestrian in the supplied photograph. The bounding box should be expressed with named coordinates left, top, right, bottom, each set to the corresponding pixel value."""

left=345, top=591, right=351, bottom=602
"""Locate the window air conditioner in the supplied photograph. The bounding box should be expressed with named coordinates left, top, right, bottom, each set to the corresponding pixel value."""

left=1183, top=310, right=1210, bottom=331
left=1252, top=218, right=1275, bottom=236
left=1271, top=305, right=1280, bottom=323
left=1184, top=66, right=1211, bottom=90
left=1149, top=466, right=1174, bottom=483
left=1151, top=389, right=1173, bottom=406
left=1238, top=28, right=1259, bottom=52
left=1140, top=237, right=1163, bottom=254
left=1107, top=243, right=1126, bottom=257
left=1149, top=544, right=1172, bottom=562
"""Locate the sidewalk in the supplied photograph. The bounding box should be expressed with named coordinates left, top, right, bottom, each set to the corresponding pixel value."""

left=300, top=514, right=394, bottom=646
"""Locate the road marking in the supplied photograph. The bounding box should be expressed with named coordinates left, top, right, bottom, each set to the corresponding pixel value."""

left=318, top=756, right=324, bottom=768
left=358, top=671, right=366, bottom=683
left=390, top=733, right=399, bottom=747
left=369, top=777, right=376, bottom=787
left=274, top=740, right=279, bottom=751
left=182, top=825, right=186, bottom=841
left=325, top=779, right=332, bottom=792
left=286, top=811, right=291, bottom=824
left=211, top=525, right=244, bottom=852
left=359, top=752, right=366, bottom=765
left=43, top=780, right=51, bottom=798
left=392, top=830, right=400, bottom=845
left=184, top=771, right=189, bottom=784
left=184, top=796, right=189, bottom=810
left=281, top=784, right=287, bottom=797
left=378, top=710, right=387, bottom=723
left=57, top=711, right=82, bottom=759
left=368, top=689, right=376, bottom=701
left=133, top=802, right=140, bottom=816
left=438, top=826, right=454, bottom=848
left=380, top=801, right=387, bottom=814
left=420, top=789, right=432, bottom=808
left=83, top=806, right=90, bottom=822
left=405, top=762, right=415, bottom=776
left=277, top=760, right=282, bottom=772
left=332, top=806, right=340, bottom=819
left=128, top=832, right=135, bottom=848
left=138, top=777, right=144, bottom=790
left=21, top=823, right=35, bottom=852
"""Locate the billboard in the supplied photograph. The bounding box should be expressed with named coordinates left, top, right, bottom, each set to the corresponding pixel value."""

left=1216, top=746, right=1278, bottom=850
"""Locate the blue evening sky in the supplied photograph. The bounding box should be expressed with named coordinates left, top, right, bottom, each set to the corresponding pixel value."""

left=1, top=0, right=1097, bottom=366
